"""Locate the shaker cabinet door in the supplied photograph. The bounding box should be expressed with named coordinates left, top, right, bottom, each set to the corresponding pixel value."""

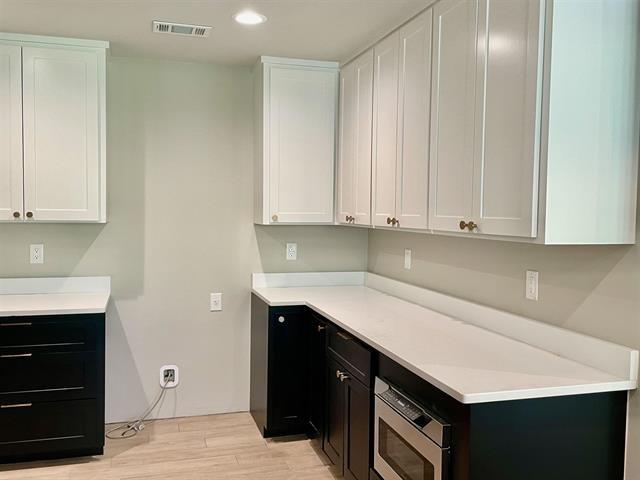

left=429, top=0, right=479, bottom=233
left=337, top=50, right=374, bottom=226
left=268, top=65, right=337, bottom=224
left=395, top=10, right=432, bottom=230
left=472, top=0, right=543, bottom=237
left=372, top=33, right=400, bottom=228
left=22, top=46, right=101, bottom=222
left=0, top=44, right=23, bottom=222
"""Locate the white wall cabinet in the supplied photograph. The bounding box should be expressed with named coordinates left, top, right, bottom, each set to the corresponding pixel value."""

left=337, top=0, right=638, bottom=244
left=429, top=0, right=542, bottom=238
left=372, top=9, right=432, bottom=230
left=337, top=49, right=374, bottom=226
left=0, top=34, right=107, bottom=223
left=254, top=56, right=339, bottom=225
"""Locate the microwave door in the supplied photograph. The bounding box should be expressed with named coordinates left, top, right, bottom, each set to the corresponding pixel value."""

left=374, top=397, right=444, bottom=480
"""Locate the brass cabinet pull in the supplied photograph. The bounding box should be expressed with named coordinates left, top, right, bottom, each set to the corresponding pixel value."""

left=0, top=322, right=32, bottom=327
left=339, top=372, right=350, bottom=382
left=1, top=403, right=32, bottom=409
left=336, top=369, right=343, bottom=379
left=386, top=217, right=393, bottom=225
left=345, top=215, right=355, bottom=223
left=12, top=211, right=20, bottom=218
left=26, top=211, right=33, bottom=218
left=386, top=217, right=399, bottom=226
left=336, top=331, right=352, bottom=341
left=1, top=353, right=32, bottom=358
left=317, top=324, right=326, bottom=333
left=271, top=214, right=278, bottom=222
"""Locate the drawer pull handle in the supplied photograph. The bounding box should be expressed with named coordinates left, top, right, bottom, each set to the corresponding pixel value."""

left=317, top=324, right=326, bottom=333
left=336, top=331, right=352, bottom=341
left=1, top=403, right=32, bottom=409
left=1, top=353, right=32, bottom=358
left=0, top=322, right=32, bottom=327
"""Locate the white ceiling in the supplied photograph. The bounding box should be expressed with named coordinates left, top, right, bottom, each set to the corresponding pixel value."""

left=0, top=0, right=429, bottom=65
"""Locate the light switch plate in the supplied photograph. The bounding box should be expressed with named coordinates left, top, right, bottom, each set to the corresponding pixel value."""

left=286, top=243, right=297, bottom=261
left=210, top=292, right=222, bottom=311
left=30, top=244, right=44, bottom=264
left=526, top=270, right=539, bottom=300
left=404, top=249, right=412, bottom=270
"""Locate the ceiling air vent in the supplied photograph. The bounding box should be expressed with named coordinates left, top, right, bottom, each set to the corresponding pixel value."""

left=152, top=21, right=212, bottom=37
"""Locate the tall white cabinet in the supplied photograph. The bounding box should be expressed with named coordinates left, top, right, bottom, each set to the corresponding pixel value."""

left=337, top=50, right=374, bottom=226
left=254, top=56, right=339, bottom=225
left=371, top=10, right=432, bottom=230
left=429, top=0, right=543, bottom=238
left=0, top=34, right=108, bottom=223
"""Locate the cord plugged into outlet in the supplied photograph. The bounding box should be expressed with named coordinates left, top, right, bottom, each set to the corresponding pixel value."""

left=159, top=365, right=179, bottom=388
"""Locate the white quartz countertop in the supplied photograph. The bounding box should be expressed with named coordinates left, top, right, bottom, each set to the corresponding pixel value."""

left=0, top=292, right=110, bottom=317
left=252, top=284, right=635, bottom=404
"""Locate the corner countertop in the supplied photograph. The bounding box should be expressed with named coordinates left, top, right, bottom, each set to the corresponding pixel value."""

left=252, top=281, right=637, bottom=404
left=0, top=276, right=111, bottom=317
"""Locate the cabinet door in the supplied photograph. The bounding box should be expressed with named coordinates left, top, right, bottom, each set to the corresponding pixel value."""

left=429, top=0, right=479, bottom=232
left=372, top=32, right=400, bottom=227
left=337, top=50, right=374, bottom=226
left=22, top=47, right=101, bottom=222
left=395, top=10, right=433, bottom=230
left=472, top=0, right=543, bottom=237
left=344, top=377, right=371, bottom=480
left=0, top=44, right=23, bottom=222
left=268, top=65, right=337, bottom=223
left=308, top=315, right=327, bottom=441
left=324, top=356, right=345, bottom=474
left=268, top=310, right=309, bottom=435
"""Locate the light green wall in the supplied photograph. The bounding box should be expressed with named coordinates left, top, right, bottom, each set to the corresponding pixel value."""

left=0, top=57, right=367, bottom=422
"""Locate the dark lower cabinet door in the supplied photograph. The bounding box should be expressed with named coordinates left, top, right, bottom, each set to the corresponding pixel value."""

left=324, top=356, right=345, bottom=474
left=308, top=315, right=327, bottom=441
left=344, top=376, right=371, bottom=480
left=269, top=309, right=309, bottom=435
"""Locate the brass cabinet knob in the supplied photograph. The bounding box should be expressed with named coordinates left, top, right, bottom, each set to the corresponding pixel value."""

left=345, top=215, right=354, bottom=223
left=459, top=220, right=478, bottom=232
left=271, top=214, right=278, bottom=222
left=12, top=211, right=20, bottom=218
left=26, top=212, right=33, bottom=219
left=386, top=217, right=393, bottom=225
left=317, top=324, right=326, bottom=333
left=394, top=218, right=399, bottom=227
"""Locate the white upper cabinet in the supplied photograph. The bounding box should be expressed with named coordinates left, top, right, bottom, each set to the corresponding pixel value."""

left=395, top=10, right=432, bottom=230
left=254, top=56, right=339, bottom=225
left=337, top=49, right=374, bottom=226
left=372, top=33, right=400, bottom=228
left=429, top=0, right=479, bottom=233
left=372, top=8, right=432, bottom=230
left=472, top=0, right=543, bottom=238
left=0, top=44, right=23, bottom=222
left=22, top=46, right=103, bottom=222
left=0, top=34, right=107, bottom=223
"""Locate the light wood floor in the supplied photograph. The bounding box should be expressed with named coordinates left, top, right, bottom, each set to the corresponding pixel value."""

left=0, top=412, right=339, bottom=480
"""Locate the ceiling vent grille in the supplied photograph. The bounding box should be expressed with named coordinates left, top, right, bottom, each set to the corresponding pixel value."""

left=152, top=21, right=212, bottom=37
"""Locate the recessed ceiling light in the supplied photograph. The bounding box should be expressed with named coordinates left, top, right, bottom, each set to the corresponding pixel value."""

left=233, top=10, right=267, bottom=26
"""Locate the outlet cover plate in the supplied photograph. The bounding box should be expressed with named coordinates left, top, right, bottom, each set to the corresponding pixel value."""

left=526, top=270, right=539, bottom=301
left=30, top=244, right=44, bottom=264
left=160, top=364, right=179, bottom=388
left=286, top=243, right=297, bottom=261
left=210, top=293, right=222, bottom=311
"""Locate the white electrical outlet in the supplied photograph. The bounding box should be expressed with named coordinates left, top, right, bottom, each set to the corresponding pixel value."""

left=30, top=244, right=44, bottom=264
left=404, top=249, right=412, bottom=270
left=286, top=243, right=297, bottom=261
left=526, top=270, right=539, bottom=301
left=210, top=293, right=222, bottom=311
left=159, top=365, right=179, bottom=388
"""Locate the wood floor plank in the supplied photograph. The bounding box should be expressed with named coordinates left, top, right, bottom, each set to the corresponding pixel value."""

left=0, top=412, right=339, bottom=480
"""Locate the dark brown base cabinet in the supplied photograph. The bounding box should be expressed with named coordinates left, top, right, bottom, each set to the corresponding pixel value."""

left=0, top=314, right=106, bottom=464
left=250, top=295, right=628, bottom=480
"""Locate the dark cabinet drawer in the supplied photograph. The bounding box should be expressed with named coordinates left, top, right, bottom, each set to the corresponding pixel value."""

left=0, top=351, right=99, bottom=402
left=0, top=315, right=102, bottom=352
left=0, top=399, right=103, bottom=461
left=328, top=325, right=372, bottom=386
